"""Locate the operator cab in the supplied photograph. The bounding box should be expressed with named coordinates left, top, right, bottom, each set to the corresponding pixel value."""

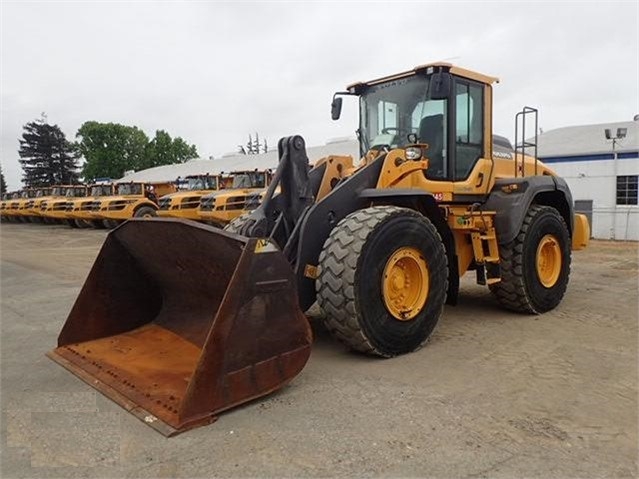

left=332, top=63, right=498, bottom=182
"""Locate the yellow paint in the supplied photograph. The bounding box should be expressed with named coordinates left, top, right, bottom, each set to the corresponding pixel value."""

left=91, top=182, right=175, bottom=221
left=382, top=247, right=429, bottom=321
left=536, top=234, right=562, bottom=287
left=572, top=214, right=590, bottom=251
left=314, top=155, right=354, bottom=201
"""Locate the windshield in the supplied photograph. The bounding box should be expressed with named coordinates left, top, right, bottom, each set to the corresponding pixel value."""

left=116, top=183, right=142, bottom=195
left=91, top=185, right=112, bottom=196
left=51, top=187, right=63, bottom=196
left=359, top=75, right=446, bottom=154
left=231, top=172, right=265, bottom=189
left=187, top=176, right=217, bottom=191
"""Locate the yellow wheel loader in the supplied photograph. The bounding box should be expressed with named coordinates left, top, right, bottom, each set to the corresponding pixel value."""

left=48, top=63, right=589, bottom=436
left=197, top=170, right=273, bottom=227
left=157, top=174, right=221, bottom=221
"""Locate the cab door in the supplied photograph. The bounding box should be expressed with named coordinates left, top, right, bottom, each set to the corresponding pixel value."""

left=450, top=78, right=492, bottom=198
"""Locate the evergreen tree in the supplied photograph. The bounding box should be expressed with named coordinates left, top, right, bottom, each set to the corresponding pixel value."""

left=0, top=163, right=7, bottom=194
left=18, top=116, right=80, bottom=187
left=244, top=133, right=268, bottom=155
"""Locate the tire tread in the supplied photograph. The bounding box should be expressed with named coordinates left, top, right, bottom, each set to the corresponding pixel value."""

left=317, top=206, right=447, bottom=356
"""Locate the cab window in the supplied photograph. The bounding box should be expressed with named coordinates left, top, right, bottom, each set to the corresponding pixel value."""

left=454, top=81, right=483, bottom=180
left=412, top=100, right=448, bottom=180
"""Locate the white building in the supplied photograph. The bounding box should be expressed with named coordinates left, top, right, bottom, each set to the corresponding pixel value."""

left=537, top=119, right=639, bottom=241
left=119, top=137, right=359, bottom=183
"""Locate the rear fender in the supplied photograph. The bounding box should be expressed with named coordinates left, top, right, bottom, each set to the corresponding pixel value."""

left=482, top=176, right=575, bottom=244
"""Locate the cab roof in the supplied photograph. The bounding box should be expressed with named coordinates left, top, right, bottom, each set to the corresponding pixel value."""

left=346, top=62, right=499, bottom=93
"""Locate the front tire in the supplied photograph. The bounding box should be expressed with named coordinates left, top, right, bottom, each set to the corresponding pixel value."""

left=316, top=206, right=448, bottom=357
left=490, top=205, right=571, bottom=314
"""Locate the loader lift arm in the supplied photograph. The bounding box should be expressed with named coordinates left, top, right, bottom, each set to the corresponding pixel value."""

left=240, top=135, right=390, bottom=310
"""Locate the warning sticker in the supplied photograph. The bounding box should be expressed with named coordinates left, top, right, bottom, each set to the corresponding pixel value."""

left=255, top=239, right=278, bottom=253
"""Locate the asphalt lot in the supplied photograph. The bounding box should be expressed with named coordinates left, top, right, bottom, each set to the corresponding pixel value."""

left=1, top=222, right=637, bottom=478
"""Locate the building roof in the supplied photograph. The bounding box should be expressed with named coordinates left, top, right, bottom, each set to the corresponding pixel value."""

left=537, top=119, right=638, bottom=158
left=119, top=138, right=360, bottom=183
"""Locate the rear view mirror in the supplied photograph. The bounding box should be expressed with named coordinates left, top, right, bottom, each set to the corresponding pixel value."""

left=430, top=71, right=452, bottom=100
left=331, top=96, right=343, bottom=120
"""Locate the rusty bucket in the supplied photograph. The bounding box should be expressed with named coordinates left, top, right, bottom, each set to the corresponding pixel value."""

left=47, top=218, right=312, bottom=436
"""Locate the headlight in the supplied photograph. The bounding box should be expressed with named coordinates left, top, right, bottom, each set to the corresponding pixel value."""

left=404, top=146, right=423, bottom=161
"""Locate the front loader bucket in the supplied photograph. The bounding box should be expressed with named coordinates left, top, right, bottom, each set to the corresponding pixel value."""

left=47, top=218, right=312, bottom=436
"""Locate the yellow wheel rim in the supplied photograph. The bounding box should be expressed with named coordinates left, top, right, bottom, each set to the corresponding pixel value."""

left=382, top=247, right=429, bottom=321
left=536, top=234, right=562, bottom=288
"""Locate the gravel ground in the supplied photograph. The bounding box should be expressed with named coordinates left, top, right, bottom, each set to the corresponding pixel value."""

left=1, top=222, right=637, bottom=478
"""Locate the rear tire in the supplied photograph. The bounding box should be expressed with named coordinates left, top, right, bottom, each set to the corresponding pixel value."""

left=316, top=206, right=448, bottom=357
left=490, top=205, right=571, bottom=314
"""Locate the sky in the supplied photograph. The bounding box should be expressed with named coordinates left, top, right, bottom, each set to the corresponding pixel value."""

left=1, top=1, right=638, bottom=190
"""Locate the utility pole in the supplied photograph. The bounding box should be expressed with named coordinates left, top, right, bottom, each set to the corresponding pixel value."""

left=605, top=127, right=627, bottom=239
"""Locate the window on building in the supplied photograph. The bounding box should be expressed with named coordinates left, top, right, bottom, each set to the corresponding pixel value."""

left=616, top=175, right=638, bottom=205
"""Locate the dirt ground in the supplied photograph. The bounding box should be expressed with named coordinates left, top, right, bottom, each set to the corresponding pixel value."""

left=1, top=222, right=637, bottom=478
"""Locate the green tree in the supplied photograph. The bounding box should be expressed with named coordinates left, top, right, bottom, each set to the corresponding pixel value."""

left=18, top=117, right=80, bottom=187
left=76, top=122, right=149, bottom=181
left=142, top=130, right=198, bottom=169
left=0, top=163, right=7, bottom=194
left=171, top=136, right=198, bottom=163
